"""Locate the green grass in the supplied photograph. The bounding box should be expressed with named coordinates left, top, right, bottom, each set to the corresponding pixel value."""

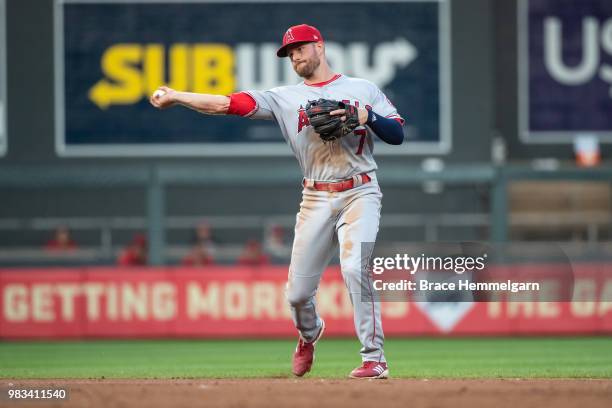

left=1, top=337, right=611, bottom=379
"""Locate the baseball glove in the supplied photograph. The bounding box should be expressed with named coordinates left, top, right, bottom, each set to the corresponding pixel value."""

left=305, top=99, right=360, bottom=142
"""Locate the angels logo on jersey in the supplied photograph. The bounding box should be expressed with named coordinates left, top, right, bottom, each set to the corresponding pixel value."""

left=297, top=106, right=310, bottom=133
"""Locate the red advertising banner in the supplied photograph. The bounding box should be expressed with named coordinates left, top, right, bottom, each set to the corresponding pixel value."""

left=1, top=265, right=611, bottom=339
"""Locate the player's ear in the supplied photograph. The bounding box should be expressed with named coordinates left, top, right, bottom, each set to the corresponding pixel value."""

left=315, top=41, right=324, bottom=56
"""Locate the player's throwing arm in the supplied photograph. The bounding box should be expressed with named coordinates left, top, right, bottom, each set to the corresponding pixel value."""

left=150, top=85, right=229, bottom=114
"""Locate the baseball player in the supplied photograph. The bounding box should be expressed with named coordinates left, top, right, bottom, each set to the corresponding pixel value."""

left=150, top=24, right=404, bottom=379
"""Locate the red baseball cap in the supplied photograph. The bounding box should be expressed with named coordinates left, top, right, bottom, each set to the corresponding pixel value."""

left=277, top=24, right=324, bottom=58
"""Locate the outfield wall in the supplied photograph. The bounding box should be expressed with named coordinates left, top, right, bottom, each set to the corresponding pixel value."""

left=1, top=265, right=611, bottom=339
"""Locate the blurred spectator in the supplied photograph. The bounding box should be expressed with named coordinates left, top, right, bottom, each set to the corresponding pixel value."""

left=182, top=244, right=215, bottom=266
left=237, top=239, right=270, bottom=266
left=44, top=226, right=78, bottom=252
left=192, top=221, right=217, bottom=259
left=117, top=233, right=147, bottom=266
left=264, top=224, right=291, bottom=260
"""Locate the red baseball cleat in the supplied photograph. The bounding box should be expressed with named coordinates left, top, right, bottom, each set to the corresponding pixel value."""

left=349, top=361, right=389, bottom=379
left=292, top=320, right=325, bottom=377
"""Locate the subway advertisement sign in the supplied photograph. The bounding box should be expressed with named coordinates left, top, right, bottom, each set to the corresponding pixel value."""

left=519, top=0, right=612, bottom=143
left=55, top=0, right=450, bottom=156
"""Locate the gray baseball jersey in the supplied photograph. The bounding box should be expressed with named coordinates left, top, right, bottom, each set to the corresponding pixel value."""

left=244, top=73, right=402, bottom=363
left=245, top=74, right=403, bottom=181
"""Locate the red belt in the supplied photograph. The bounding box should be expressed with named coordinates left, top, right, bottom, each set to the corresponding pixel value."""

left=303, top=173, right=372, bottom=192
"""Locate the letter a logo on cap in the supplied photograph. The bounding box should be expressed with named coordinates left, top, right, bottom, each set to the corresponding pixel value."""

left=286, top=29, right=294, bottom=41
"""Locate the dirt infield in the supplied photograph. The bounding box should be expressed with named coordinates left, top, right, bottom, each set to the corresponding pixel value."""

left=2, top=379, right=611, bottom=408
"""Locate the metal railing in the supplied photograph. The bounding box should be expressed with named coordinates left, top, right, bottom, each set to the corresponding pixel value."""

left=0, top=212, right=491, bottom=262
left=1, top=162, right=611, bottom=265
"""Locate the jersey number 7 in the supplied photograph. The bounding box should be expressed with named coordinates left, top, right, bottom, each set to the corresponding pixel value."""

left=354, top=129, right=367, bottom=155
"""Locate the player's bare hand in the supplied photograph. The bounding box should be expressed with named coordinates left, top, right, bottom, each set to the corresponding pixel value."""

left=330, top=108, right=345, bottom=116
left=330, top=108, right=369, bottom=125
left=357, top=108, right=368, bottom=125
left=150, top=86, right=177, bottom=109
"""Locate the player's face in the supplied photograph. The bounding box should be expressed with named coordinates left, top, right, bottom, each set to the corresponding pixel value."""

left=288, top=43, right=321, bottom=78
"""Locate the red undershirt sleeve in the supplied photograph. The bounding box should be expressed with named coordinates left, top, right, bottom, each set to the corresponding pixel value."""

left=227, top=92, right=258, bottom=117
